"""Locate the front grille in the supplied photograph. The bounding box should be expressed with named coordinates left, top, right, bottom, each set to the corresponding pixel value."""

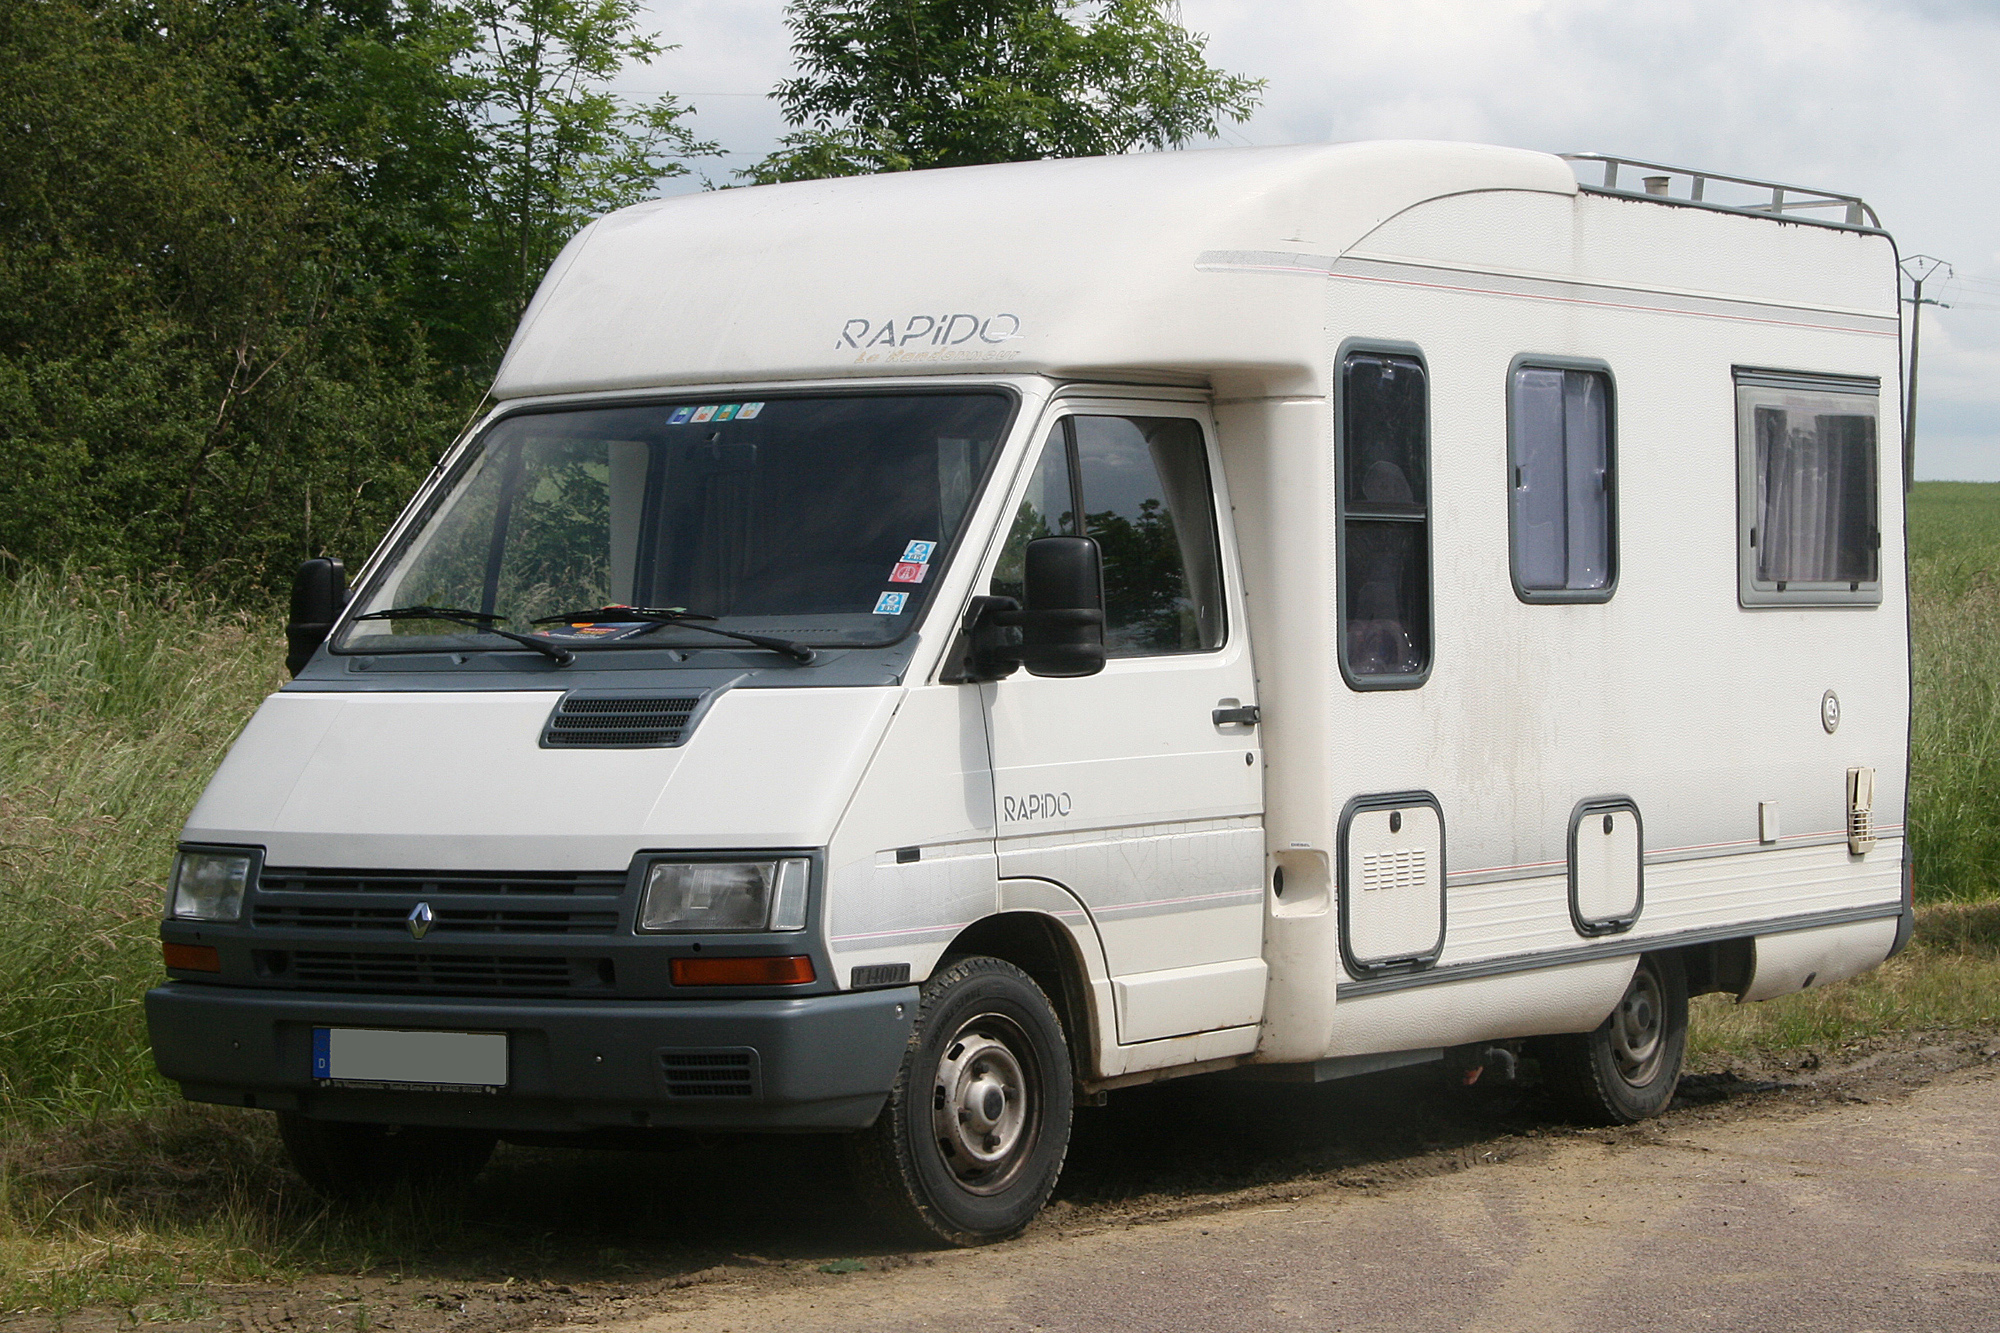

left=272, top=950, right=607, bottom=995
left=246, top=866, right=628, bottom=995
left=660, top=1050, right=758, bottom=1098
left=543, top=692, right=706, bottom=748
left=259, top=869, right=626, bottom=897
left=252, top=903, right=619, bottom=934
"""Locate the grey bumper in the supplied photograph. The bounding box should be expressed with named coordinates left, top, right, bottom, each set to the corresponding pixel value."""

left=145, top=983, right=917, bottom=1133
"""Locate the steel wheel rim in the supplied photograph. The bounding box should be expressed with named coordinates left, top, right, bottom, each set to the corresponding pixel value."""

left=1609, top=963, right=1666, bottom=1086
left=930, top=1014, right=1039, bottom=1195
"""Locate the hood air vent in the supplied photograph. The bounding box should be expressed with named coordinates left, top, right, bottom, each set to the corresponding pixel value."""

left=542, top=691, right=709, bottom=749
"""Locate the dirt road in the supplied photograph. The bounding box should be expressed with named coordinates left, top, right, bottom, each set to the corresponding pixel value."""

left=612, top=1062, right=2000, bottom=1333
left=21, top=1036, right=1997, bottom=1333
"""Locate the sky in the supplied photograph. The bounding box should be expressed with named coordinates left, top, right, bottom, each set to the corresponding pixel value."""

left=618, top=0, right=2000, bottom=480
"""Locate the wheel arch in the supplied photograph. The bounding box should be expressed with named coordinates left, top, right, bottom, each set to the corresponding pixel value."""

left=938, top=911, right=1098, bottom=1089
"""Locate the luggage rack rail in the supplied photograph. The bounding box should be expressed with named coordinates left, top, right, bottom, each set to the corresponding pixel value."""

left=1561, top=153, right=1880, bottom=230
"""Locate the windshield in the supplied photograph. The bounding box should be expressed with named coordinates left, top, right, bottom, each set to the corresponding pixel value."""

left=337, top=391, right=1013, bottom=655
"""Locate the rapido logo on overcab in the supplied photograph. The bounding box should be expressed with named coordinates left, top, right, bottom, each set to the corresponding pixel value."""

left=835, top=314, right=1023, bottom=363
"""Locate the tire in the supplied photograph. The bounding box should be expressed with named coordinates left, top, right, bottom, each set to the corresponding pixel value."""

left=277, top=1113, right=496, bottom=1201
left=847, top=955, right=1073, bottom=1246
left=1536, top=951, right=1688, bottom=1125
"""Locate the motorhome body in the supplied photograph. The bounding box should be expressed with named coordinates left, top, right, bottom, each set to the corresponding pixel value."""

left=147, top=141, right=1911, bottom=1243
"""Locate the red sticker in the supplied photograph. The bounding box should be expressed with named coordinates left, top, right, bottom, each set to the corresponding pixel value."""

left=888, top=561, right=928, bottom=584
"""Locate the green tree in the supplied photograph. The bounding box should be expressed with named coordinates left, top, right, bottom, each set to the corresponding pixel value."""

left=462, top=0, right=717, bottom=324
left=743, top=0, right=1262, bottom=184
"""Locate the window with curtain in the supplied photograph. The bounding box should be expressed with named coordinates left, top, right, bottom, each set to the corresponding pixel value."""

left=1510, top=363, right=1615, bottom=601
left=1340, top=350, right=1431, bottom=685
left=1735, top=370, right=1881, bottom=606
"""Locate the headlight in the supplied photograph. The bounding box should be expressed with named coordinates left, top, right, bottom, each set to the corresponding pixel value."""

left=638, top=859, right=809, bottom=933
left=168, top=849, right=254, bottom=921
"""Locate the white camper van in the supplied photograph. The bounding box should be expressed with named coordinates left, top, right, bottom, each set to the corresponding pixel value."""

left=148, top=142, right=1912, bottom=1245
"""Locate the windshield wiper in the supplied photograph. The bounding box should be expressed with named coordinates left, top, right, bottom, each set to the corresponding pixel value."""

left=533, top=606, right=818, bottom=665
left=353, top=605, right=575, bottom=666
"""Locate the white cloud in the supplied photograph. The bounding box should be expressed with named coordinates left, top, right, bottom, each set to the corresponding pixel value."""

left=624, top=0, right=2000, bottom=477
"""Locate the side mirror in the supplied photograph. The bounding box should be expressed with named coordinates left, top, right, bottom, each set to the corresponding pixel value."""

left=966, top=536, right=1107, bottom=680
left=285, top=557, right=348, bottom=676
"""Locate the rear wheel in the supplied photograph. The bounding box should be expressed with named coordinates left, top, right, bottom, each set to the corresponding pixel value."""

left=1537, top=951, right=1688, bottom=1125
left=848, top=956, right=1072, bottom=1246
left=277, top=1114, right=496, bottom=1201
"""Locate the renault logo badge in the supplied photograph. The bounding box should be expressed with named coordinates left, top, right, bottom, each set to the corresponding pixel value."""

left=407, top=901, right=434, bottom=940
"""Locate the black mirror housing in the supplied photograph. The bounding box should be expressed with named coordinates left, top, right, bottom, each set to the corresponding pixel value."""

left=286, top=557, right=348, bottom=676
left=1017, top=536, right=1106, bottom=677
left=961, top=537, right=1106, bottom=681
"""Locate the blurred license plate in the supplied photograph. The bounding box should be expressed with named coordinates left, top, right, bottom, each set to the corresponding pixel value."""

left=312, top=1027, right=507, bottom=1090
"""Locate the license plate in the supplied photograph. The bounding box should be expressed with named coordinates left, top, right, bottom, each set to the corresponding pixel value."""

left=312, top=1027, right=507, bottom=1091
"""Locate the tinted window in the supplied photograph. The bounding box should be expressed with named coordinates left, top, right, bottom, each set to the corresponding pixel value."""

left=992, top=415, right=1225, bottom=657
left=1340, top=353, right=1430, bottom=684
left=1511, top=365, right=1614, bottom=598
left=341, top=392, right=1011, bottom=654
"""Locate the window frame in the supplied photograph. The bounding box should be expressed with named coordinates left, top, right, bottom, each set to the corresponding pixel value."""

left=1008, top=407, right=1231, bottom=660
left=332, top=384, right=1022, bottom=658
left=1335, top=339, right=1434, bottom=692
left=1505, top=354, right=1619, bottom=606
left=1733, top=367, right=1884, bottom=609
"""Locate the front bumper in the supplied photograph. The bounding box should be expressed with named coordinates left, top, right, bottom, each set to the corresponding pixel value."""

left=145, top=983, right=917, bottom=1133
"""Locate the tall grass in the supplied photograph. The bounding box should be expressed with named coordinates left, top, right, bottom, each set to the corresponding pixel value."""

left=1906, top=483, right=2000, bottom=902
left=0, top=565, right=282, bottom=1123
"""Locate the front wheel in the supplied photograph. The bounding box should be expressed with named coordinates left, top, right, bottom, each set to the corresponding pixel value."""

left=847, top=956, right=1073, bottom=1246
left=1535, top=951, right=1688, bottom=1125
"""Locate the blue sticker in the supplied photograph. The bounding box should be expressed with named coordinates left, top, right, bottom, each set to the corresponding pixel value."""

left=312, top=1028, right=330, bottom=1079
left=667, top=406, right=695, bottom=424
left=900, top=540, right=936, bottom=565
left=872, top=591, right=909, bottom=615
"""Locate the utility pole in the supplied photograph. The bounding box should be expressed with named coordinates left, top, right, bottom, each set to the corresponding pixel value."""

left=1901, top=255, right=1951, bottom=492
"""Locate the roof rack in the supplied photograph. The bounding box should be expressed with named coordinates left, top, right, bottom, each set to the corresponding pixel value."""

left=1560, top=153, right=1881, bottom=231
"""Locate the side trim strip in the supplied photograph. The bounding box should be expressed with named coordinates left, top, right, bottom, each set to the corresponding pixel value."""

left=1334, top=901, right=1902, bottom=999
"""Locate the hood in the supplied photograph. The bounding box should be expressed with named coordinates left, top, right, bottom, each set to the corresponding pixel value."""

left=184, top=686, right=901, bottom=871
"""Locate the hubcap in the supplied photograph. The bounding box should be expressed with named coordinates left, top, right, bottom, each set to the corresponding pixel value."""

left=1609, top=963, right=1666, bottom=1086
left=931, top=1018, right=1038, bottom=1194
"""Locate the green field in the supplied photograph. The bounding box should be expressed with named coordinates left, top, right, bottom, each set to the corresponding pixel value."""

left=0, top=484, right=1993, bottom=1308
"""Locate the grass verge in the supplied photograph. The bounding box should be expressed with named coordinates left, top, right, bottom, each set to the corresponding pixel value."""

left=1689, top=899, right=2000, bottom=1059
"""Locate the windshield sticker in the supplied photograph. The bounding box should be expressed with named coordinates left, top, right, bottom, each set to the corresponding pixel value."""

left=691, top=405, right=717, bottom=423
left=535, top=621, right=655, bottom=643
left=888, top=562, right=928, bottom=584
left=872, top=591, right=909, bottom=615
left=900, top=540, right=936, bottom=565
left=714, top=404, right=740, bottom=421
left=738, top=402, right=765, bottom=419
left=667, top=406, right=695, bottom=425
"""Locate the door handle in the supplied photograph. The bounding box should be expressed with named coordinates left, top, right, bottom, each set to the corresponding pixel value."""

left=1212, top=705, right=1261, bottom=727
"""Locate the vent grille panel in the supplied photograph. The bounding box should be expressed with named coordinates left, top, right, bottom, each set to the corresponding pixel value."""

left=543, top=693, right=707, bottom=748
left=1360, top=848, right=1426, bottom=895
left=660, top=1050, right=758, bottom=1098
left=280, top=951, right=597, bottom=995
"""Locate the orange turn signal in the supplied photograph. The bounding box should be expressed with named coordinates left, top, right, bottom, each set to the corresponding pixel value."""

left=671, top=955, right=816, bottom=986
left=163, top=942, right=221, bottom=973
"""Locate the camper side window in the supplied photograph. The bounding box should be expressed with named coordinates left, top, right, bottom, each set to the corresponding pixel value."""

left=1735, top=370, right=1882, bottom=607
left=992, top=416, right=1226, bottom=657
left=1509, top=363, right=1615, bottom=602
left=1339, top=351, right=1431, bottom=687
